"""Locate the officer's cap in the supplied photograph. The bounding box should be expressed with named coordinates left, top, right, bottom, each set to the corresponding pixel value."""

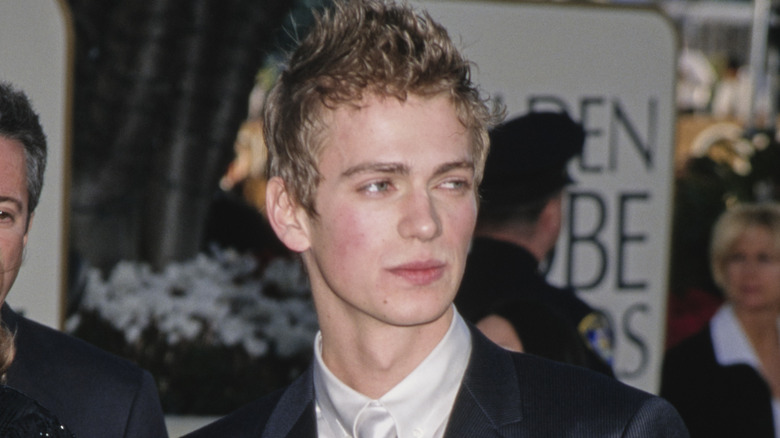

left=480, top=111, right=585, bottom=206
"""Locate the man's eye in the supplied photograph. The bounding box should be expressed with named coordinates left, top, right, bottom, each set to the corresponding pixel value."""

left=0, top=210, right=14, bottom=223
left=362, top=181, right=391, bottom=194
left=440, top=179, right=471, bottom=191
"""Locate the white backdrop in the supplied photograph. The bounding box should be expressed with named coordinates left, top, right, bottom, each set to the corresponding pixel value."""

left=0, top=0, right=71, bottom=329
left=419, top=0, right=678, bottom=393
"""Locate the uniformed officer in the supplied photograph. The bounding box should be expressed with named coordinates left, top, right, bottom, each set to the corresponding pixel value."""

left=455, top=110, right=614, bottom=376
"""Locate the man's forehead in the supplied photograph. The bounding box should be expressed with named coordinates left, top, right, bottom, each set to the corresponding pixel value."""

left=0, top=135, right=26, bottom=157
left=318, top=92, right=465, bottom=138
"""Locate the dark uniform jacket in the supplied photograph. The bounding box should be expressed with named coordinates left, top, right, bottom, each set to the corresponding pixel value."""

left=455, top=237, right=613, bottom=375
left=185, top=325, right=689, bottom=438
left=2, top=304, right=169, bottom=438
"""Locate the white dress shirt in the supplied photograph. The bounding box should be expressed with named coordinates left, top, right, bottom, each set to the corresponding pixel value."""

left=711, top=304, right=780, bottom=438
left=313, top=307, right=472, bottom=438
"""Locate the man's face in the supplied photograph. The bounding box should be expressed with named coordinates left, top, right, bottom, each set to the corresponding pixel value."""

left=0, top=137, right=30, bottom=305
left=298, top=93, right=477, bottom=330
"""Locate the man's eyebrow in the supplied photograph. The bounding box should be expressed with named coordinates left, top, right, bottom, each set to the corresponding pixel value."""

left=0, top=196, right=24, bottom=211
left=341, top=162, right=409, bottom=178
left=434, top=160, right=474, bottom=176
left=341, top=160, right=474, bottom=179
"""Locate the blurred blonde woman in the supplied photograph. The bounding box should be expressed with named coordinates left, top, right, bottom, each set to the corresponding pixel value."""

left=662, top=202, right=780, bottom=437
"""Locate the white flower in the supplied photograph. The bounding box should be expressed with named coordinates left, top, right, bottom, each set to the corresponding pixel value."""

left=70, top=247, right=317, bottom=359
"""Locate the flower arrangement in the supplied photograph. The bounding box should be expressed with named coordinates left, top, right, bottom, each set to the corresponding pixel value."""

left=66, top=247, right=318, bottom=415
left=667, top=121, right=780, bottom=345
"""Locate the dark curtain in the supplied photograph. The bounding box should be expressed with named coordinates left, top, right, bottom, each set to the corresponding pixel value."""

left=67, top=0, right=297, bottom=275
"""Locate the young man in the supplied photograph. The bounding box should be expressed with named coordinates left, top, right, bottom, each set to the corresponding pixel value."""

left=187, top=1, right=689, bottom=436
left=0, top=81, right=169, bottom=438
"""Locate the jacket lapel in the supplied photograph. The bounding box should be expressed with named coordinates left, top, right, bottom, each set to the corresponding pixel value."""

left=261, top=366, right=318, bottom=438
left=445, top=326, right=525, bottom=437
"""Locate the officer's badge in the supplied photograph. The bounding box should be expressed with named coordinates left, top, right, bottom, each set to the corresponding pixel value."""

left=579, top=311, right=614, bottom=365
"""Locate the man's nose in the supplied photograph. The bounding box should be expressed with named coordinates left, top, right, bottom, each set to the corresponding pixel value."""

left=397, top=190, right=441, bottom=241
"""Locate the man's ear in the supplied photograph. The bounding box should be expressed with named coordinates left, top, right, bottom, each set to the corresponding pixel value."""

left=23, top=212, right=34, bottom=246
left=265, top=177, right=311, bottom=253
left=537, top=194, right=563, bottom=252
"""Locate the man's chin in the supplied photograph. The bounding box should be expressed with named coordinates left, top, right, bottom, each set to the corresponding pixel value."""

left=386, top=303, right=454, bottom=329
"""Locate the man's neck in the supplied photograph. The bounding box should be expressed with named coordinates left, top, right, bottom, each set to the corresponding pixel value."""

left=474, top=229, right=546, bottom=263
left=319, top=307, right=454, bottom=399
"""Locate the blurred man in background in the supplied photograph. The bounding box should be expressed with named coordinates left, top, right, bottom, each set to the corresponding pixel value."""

left=456, top=111, right=614, bottom=375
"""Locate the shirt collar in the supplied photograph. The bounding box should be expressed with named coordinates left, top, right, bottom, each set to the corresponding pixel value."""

left=711, top=303, right=765, bottom=368
left=313, top=306, right=472, bottom=438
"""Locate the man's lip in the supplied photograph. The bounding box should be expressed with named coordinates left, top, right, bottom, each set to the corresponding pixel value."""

left=387, top=260, right=446, bottom=285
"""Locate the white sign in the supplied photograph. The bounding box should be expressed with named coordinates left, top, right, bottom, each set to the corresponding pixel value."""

left=0, top=0, right=71, bottom=329
left=421, top=0, right=677, bottom=393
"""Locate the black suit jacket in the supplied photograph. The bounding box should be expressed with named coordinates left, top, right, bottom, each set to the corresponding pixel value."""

left=660, top=325, right=775, bottom=437
left=2, top=304, right=169, bottom=438
left=186, top=326, right=689, bottom=437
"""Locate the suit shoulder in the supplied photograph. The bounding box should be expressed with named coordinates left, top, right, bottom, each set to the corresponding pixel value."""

left=511, top=354, right=688, bottom=435
left=183, top=389, right=284, bottom=438
left=13, top=314, right=149, bottom=387
left=512, top=353, right=654, bottom=406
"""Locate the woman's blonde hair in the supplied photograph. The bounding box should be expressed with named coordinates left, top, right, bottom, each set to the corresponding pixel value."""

left=264, top=0, right=499, bottom=217
left=0, top=325, right=14, bottom=384
left=710, top=202, right=780, bottom=289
